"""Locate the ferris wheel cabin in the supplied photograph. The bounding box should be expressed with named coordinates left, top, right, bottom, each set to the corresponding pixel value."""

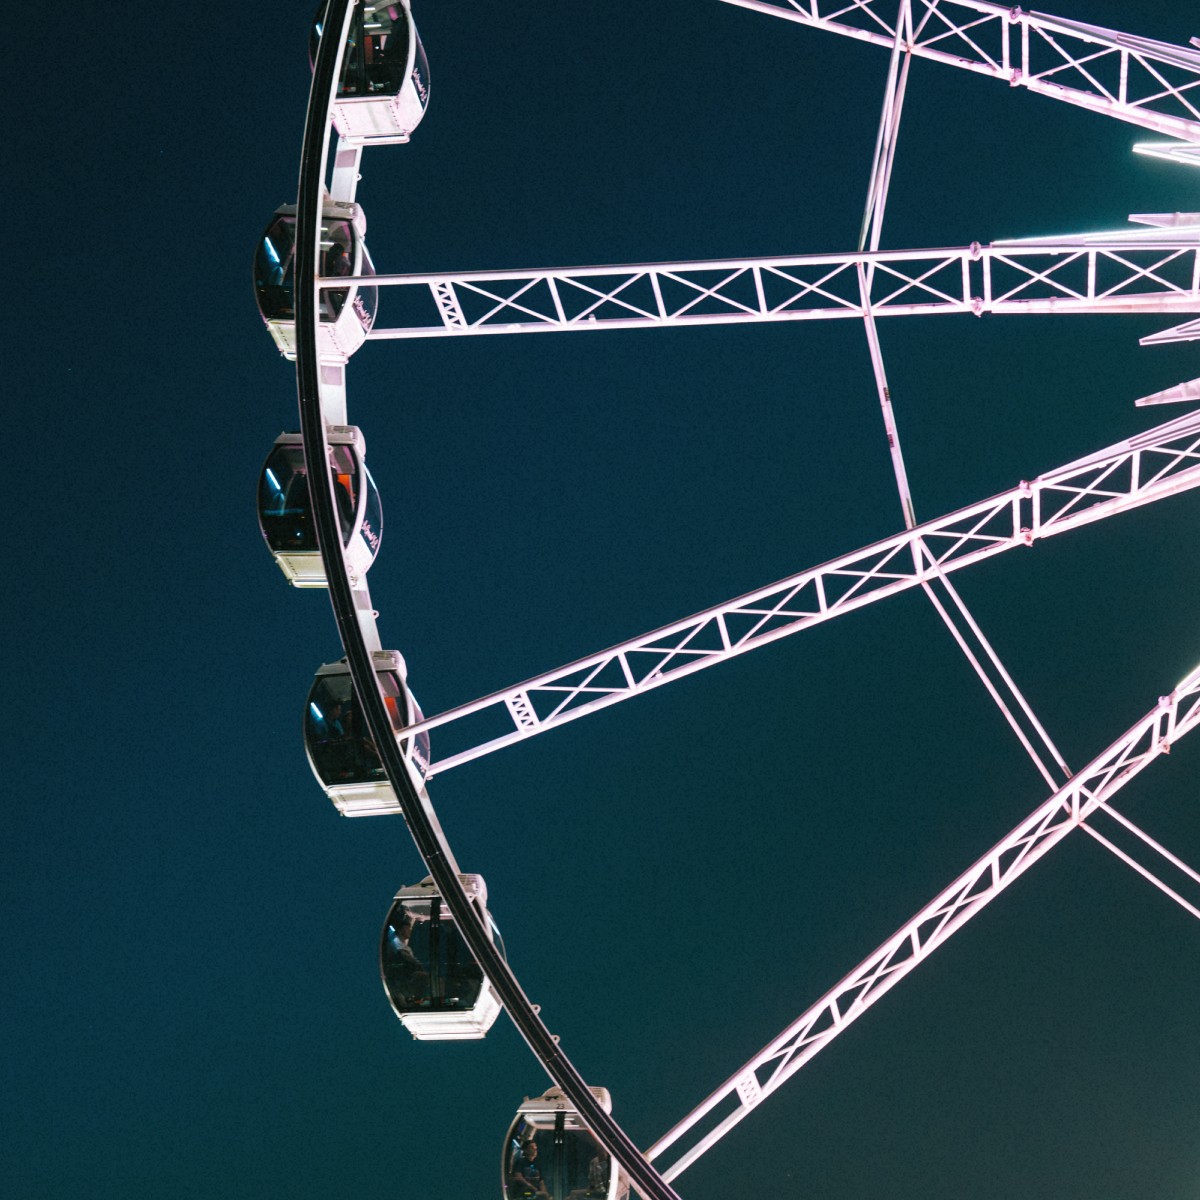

left=258, top=427, right=382, bottom=587
left=381, top=875, right=504, bottom=1040
left=504, top=1089, right=622, bottom=1200
left=253, top=200, right=376, bottom=362
left=312, top=0, right=430, bottom=144
left=304, top=652, right=430, bottom=816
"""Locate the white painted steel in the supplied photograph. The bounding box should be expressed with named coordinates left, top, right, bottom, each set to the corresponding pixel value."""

left=851, top=2, right=1071, bottom=797
left=718, top=0, right=1200, bottom=142
left=286, top=2, right=1200, bottom=1188
left=1089, top=805, right=1200, bottom=896
left=1136, top=377, right=1200, bottom=405
left=1080, top=816, right=1200, bottom=916
left=1141, top=316, right=1200, bottom=346
left=353, top=238, right=1200, bottom=339
left=644, top=662, right=1200, bottom=1181
left=914, top=558, right=1071, bottom=791
left=405, top=409, right=1200, bottom=776
left=1135, top=140, right=1200, bottom=168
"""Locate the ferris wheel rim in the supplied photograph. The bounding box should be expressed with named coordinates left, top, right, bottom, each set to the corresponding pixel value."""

left=291, top=4, right=680, bottom=1200
left=273, top=1, right=1200, bottom=1193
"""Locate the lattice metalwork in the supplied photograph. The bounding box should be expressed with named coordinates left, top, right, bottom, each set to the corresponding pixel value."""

left=409, top=410, right=1200, bottom=776
left=645, top=659, right=1200, bottom=1181
left=354, top=238, right=1200, bottom=339
left=718, top=0, right=1200, bottom=142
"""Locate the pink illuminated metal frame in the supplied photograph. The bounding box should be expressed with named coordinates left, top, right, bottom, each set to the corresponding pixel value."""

left=311, top=1, right=1200, bottom=1188
left=358, top=238, right=1200, bottom=338
left=645, top=664, right=1200, bottom=1181
left=411, top=409, right=1200, bottom=778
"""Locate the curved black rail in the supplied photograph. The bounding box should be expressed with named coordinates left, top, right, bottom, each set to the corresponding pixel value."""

left=292, top=5, right=682, bottom=1199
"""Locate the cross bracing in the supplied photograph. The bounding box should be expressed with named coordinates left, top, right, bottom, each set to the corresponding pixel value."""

left=406, top=410, right=1200, bottom=777
left=643, top=659, right=1200, bottom=1182
left=718, top=0, right=1200, bottom=143
left=263, top=0, right=1200, bottom=1195
left=357, top=238, right=1200, bottom=339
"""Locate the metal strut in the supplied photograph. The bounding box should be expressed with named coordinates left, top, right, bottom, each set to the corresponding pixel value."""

left=718, top=0, right=1200, bottom=144
left=854, top=0, right=1071, bottom=790
left=644, top=663, right=1200, bottom=1181
left=397, top=408, right=1200, bottom=776
left=355, top=236, right=1200, bottom=338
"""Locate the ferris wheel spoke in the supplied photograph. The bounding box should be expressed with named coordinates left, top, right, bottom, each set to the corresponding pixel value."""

left=643, top=663, right=1200, bottom=1182
left=853, top=30, right=1074, bottom=793
left=409, top=410, right=1200, bottom=775
left=1079, top=807, right=1200, bottom=923
left=859, top=0, right=913, bottom=255
left=917, top=565, right=1072, bottom=790
left=718, top=0, right=1200, bottom=143
left=357, top=236, right=1200, bottom=338
left=1135, top=140, right=1200, bottom=169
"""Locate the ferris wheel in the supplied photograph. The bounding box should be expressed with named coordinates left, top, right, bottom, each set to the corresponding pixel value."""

left=254, top=2, right=1200, bottom=1197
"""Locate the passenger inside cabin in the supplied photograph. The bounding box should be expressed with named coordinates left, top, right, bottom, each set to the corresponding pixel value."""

left=509, top=1139, right=550, bottom=1200
left=383, top=909, right=429, bottom=1003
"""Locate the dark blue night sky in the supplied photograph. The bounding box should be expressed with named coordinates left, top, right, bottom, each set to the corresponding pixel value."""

left=7, top=2, right=1200, bottom=1197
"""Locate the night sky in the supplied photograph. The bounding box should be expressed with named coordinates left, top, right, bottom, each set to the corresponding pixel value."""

left=8, top=2, right=1200, bottom=1198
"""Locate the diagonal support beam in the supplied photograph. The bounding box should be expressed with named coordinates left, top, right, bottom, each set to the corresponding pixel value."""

left=851, top=9, right=1069, bottom=792
left=916, top=553, right=1072, bottom=789
left=1136, top=377, right=1200, bottom=406
left=1081, top=805, right=1200, bottom=922
left=644, top=661, right=1200, bottom=1181
left=718, top=0, right=1200, bottom=143
left=1135, top=139, right=1200, bottom=168
left=1141, top=317, right=1200, bottom=346
left=404, top=410, right=1200, bottom=778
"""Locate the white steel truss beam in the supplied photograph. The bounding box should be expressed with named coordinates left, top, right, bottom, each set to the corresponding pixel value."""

left=643, top=661, right=1200, bottom=1182
left=1136, top=377, right=1200, bottom=407
left=358, top=239, right=1200, bottom=338
left=717, top=1, right=1200, bottom=143
left=1135, top=139, right=1200, bottom=168
left=411, top=410, right=1200, bottom=776
left=1141, top=316, right=1200, bottom=347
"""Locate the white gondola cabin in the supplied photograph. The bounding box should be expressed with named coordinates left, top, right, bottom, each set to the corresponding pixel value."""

left=253, top=200, right=376, bottom=362
left=381, top=875, right=504, bottom=1040
left=257, top=427, right=382, bottom=587
left=504, top=1089, right=623, bottom=1200
left=304, top=652, right=429, bottom=816
left=312, top=0, right=430, bottom=144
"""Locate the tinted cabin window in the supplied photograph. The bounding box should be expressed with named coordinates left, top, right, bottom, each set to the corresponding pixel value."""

left=254, top=216, right=298, bottom=320
left=307, top=671, right=384, bottom=786
left=348, top=244, right=378, bottom=333
left=412, top=31, right=430, bottom=108
left=260, top=442, right=315, bottom=552
left=381, top=899, right=484, bottom=1013
left=358, top=460, right=383, bottom=559
left=505, top=1121, right=608, bottom=1200
left=253, top=214, right=355, bottom=322
left=259, top=442, right=362, bottom=552
left=306, top=668, right=426, bottom=786
left=312, top=3, right=411, bottom=97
